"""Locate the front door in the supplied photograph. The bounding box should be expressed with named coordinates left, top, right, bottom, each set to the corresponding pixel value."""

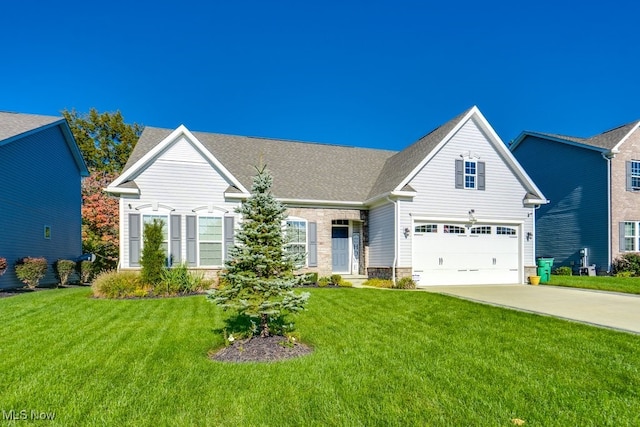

left=332, top=226, right=349, bottom=273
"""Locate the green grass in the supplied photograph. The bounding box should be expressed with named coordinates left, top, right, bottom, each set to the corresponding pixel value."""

left=1, top=287, right=639, bottom=426
left=547, top=275, right=640, bottom=294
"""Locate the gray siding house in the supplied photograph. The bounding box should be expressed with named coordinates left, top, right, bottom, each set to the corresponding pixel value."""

left=511, top=121, right=640, bottom=273
left=107, top=106, right=546, bottom=286
left=0, top=112, right=89, bottom=289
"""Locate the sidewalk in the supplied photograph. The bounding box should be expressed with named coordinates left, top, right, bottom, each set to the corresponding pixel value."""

left=421, top=284, right=640, bottom=334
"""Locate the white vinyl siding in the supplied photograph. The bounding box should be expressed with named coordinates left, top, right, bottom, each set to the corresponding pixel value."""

left=369, top=202, right=395, bottom=266
left=399, top=118, right=535, bottom=268
left=120, top=136, right=240, bottom=268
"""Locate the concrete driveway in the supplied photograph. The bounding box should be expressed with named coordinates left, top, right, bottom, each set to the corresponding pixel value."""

left=421, top=284, right=640, bottom=334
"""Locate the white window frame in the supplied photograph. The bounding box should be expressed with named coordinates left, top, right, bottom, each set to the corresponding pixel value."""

left=464, top=160, right=477, bottom=189
left=197, top=215, right=224, bottom=267
left=286, top=218, right=308, bottom=266
left=623, top=221, right=637, bottom=251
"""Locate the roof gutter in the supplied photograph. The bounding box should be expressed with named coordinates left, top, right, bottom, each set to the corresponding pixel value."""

left=602, top=150, right=617, bottom=272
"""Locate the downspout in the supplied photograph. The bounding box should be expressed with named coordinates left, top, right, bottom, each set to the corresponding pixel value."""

left=602, top=150, right=616, bottom=272
left=386, top=196, right=398, bottom=284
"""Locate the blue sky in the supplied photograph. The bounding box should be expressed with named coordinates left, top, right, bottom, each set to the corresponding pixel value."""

left=3, top=0, right=640, bottom=151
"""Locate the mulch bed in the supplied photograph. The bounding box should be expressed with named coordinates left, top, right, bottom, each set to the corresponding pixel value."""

left=211, top=335, right=313, bottom=363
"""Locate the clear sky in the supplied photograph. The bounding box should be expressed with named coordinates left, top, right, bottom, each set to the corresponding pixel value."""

left=3, top=0, right=640, bottom=151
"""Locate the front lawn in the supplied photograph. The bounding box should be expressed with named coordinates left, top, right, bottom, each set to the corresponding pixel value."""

left=547, top=275, right=640, bottom=295
left=1, top=287, right=639, bottom=425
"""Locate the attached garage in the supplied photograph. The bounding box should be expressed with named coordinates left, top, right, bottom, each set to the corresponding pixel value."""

left=411, top=221, right=521, bottom=286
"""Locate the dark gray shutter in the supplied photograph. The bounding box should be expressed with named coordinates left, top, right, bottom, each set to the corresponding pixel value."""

left=455, top=159, right=463, bottom=189
left=129, top=214, right=141, bottom=267
left=186, top=215, right=197, bottom=266
left=170, top=215, right=181, bottom=266
left=308, top=222, right=317, bottom=267
left=626, top=161, right=633, bottom=191
left=477, top=161, right=486, bottom=190
left=224, top=217, right=235, bottom=261
left=620, top=222, right=627, bottom=251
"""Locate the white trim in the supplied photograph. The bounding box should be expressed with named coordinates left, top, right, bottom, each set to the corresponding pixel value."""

left=411, top=215, right=524, bottom=226
left=109, top=125, right=249, bottom=194
left=105, top=186, right=140, bottom=195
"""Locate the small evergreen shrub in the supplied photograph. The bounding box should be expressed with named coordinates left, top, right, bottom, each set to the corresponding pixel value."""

left=612, top=252, right=640, bottom=276
left=317, top=277, right=330, bottom=287
left=363, top=278, right=393, bottom=288
left=140, top=219, right=166, bottom=285
left=15, top=257, right=48, bottom=289
left=615, top=271, right=634, bottom=278
left=301, top=272, right=318, bottom=285
left=553, top=266, right=572, bottom=276
left=55, top=259, right=76, bottom=286
left=330, top=274, right=343, bottom=285
left=338, top=280, right=353, bottom=287
left=394, top=277, right=417, bottom=289
left=92, top=270, right=146, bottom=298
left=80, top=261, right=93, bottom=283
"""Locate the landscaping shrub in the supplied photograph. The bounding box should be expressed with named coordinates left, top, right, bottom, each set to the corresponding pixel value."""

left=299, top=272, right=318, bottom=286
left=0, top=257, right=7, bottom=275
left=338, top=280, right=353, bottom=287
left=140, top=219, right=166, bottom=285
left=80, top=260, right=93, bottom=283
left=612, top=252, right=640, bottom=276
left=330, top=274, right=343, bottom=285
left=394, top=277, right=417, bottom=289
left=15, top=257, right=48, bottom=289
left=55, top=259, right=76, bottom=286
left=317, top=277, right=330, bottom=287
left=553, top=266, right=572, bottom=276
left=92, top=270, right=147, bottom=298
left=159, top=263, right=205, bottom=296
left=363, top=278, right=393, bottom=288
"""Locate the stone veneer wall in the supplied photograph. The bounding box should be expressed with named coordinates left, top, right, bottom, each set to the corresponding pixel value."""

left=367, top=267, right=412, bottom=280
left=286, top=207, right=367, bottom=277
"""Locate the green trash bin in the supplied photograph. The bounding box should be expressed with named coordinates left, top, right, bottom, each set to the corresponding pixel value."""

left=536, top=258, right=554, bottom=284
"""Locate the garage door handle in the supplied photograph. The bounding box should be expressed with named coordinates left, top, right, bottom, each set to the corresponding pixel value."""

left=439, top=257, right=443, bottom=265
left=493, top=258, right=496, bottom=265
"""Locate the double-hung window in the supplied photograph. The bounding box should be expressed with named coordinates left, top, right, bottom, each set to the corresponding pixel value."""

left=286, top=219, right=307, bottom=263
left=198, top=216, right=223, bottom=266
left=622, top=221, right=637, bottom=251
left=143, top=214, right=169, bottom=256
left=465, top=161, right=477, bottom=189
left=630, top=161, right=640, bottom=191
left=455, top=158, right=485, bottom=190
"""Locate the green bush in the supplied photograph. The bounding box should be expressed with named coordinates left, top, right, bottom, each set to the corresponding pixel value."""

left=338, top=280, right=353, bottom=287
left=159, top=263, right=205, bottom=296
left=330, top=274, right=342, bottom=285
left=15, top=257, right=48, bottom=289
left=612, top=253, right=640, bottom=276
left=80, top=261, right=93, bottom=283
left=615, top=271, right=634, bottom=278
left=318, top=277, right=331, bottom=287
left=55, top=259, right=76, bottom=286
left=553, top=266, right=572, bottom=276
left=92, top=270, right=147, bottom=298
left=394, top=277, right=416, bottom=289
left=363, top=278, right=393, bottom=288
left=140, top=219, right=166, bottom=285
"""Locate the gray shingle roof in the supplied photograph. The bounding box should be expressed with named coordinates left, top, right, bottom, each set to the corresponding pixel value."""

left=118, top=108, right=478, bottom=203
left=123, top=127, right=396, bottom=202
left=0, top=111, right=62, bottom=142
left=525, top=120, right=640, bottom=151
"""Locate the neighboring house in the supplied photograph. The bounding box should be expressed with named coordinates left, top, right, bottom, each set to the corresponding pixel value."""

left=511, top=121, right=640, bottom=273
left=107, top=106, right=546, bottom=286
left=0, top=112, right=89, bottom=289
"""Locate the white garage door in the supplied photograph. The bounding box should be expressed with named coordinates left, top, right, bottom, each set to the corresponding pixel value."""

left=412, top=222, right=520, bottom=286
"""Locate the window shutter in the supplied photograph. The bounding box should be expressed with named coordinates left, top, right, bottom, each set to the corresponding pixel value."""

left=224, top=216, right=235, bottom=261
left=626, top=161, right=633, bottom=191
left=455, top=159, right=463, bottom=189
left=477, top=161, right=486, bottom=190
left=170, top=215, right=181, bottom=266
left=308, top=222, right=318, bottom=267
left=186, top=215, right=197, bottom=266
left=129, top=213, right=141, bottom=267
left=620, top=222, right=627, bottom=251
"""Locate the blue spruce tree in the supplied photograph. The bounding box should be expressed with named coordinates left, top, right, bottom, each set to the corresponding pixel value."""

left=208, top=167, right=310, bottom=337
